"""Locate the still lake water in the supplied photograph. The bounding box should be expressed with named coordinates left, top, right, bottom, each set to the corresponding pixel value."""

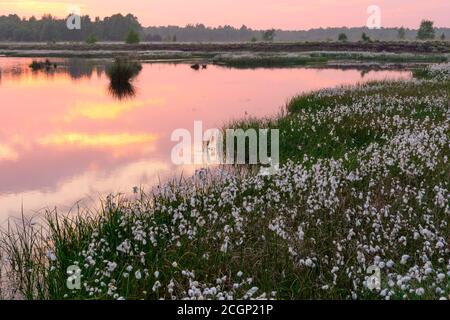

left=0, top=57, right=411, bottom=219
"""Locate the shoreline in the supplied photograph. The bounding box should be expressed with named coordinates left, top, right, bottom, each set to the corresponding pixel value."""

left=0, top=48, right=447, bottom=68
left=1, top=41, right=450, bottom=54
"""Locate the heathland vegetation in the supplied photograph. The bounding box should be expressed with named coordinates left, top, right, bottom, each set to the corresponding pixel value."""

left=1, top=62, right=448, bottom=300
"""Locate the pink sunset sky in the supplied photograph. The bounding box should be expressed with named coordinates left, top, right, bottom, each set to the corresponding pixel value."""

left=0, top=0, right=449, bottom=29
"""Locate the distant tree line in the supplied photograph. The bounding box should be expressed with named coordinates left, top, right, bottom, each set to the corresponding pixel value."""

left=0, top=14, right=448, bottom=42
left=145, top=22, right=449, bottom=43
left=0, top=13, right=141, bottom=42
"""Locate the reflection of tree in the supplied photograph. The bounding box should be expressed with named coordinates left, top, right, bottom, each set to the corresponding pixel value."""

left=0, top=64, right=26, bottom=81
left=36, top=59, right=106, bottom=80
left=108, top=81, right=136, bottom=100
left=66, top=59, right=96, bottom=80
left=96, top=66, right=105, bottom=78
left=360, top=70, right=370, bottom=78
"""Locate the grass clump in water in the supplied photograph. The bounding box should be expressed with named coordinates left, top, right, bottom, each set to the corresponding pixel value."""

left=106, top=58, right=142, bottom=99
left=106, top=58, right=142, bottom=84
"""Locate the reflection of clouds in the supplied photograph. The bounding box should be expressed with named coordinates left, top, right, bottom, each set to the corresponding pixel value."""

left=5, top=72, right=72, bottom=88
left=0, top=133, right=35, bottom=163
left=66, top=59, right=97, bottom=80
left=0, top=159, right=172, bottom=219
left=9, top=134, right=33, bottom=151
left=37, top=132, right=158, bottom=148
left=64, top=98, right=164, bottom=121
left=0, top=143, right=18, bottom=161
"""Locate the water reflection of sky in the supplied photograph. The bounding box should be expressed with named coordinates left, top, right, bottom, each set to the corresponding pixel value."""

left=0, top=58, right=412, bottom=219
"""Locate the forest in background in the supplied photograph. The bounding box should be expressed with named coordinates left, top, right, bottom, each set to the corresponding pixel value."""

left=0, top=13, right=449, bottom=42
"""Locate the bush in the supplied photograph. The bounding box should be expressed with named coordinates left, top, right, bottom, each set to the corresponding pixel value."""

left=338, top=33, right=348, bottom=42
left=106, top=58, right=142, bottom=84
left=398, top=27, right=406, bottom=40
left=417, top=20, right=435, bottom=40
left=85, top=34, right=97, bottom=44
left=125, top=29, right=140, bottom=44
left=361, top=32, right=371, bottom=42
left=261, top=29, right=276, bottom=42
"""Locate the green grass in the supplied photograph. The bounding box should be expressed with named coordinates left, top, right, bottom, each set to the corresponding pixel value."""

left=228, top=78, right=449, bottom=164
left=1, top=64, right=449, bottom=301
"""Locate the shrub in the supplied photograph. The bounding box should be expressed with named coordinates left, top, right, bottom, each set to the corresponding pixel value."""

left=125, top=29, right=140, bottom=44
left=338, top=33, right=348, bottom=42
left=106, top=58, right=142, bottom=84
left=417, top=20, right=435, bottom=40
left=85, top=34, right=97, bottom=44
left=361, top=32, right=371, bottom=42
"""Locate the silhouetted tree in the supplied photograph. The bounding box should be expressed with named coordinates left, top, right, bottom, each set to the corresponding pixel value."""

left=125, top=29, right=140, bottom=44
left=262, top=29, right=276, bottom=41
left=338, top=33, right=348, bottom=42
left=361, top=32, right=371, bottom=42
left=417, top=20, right=435, bottom=40
left=398, top=27, right=406, bottom=40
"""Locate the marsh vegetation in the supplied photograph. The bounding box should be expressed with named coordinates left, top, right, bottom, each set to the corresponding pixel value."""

left=1, top=62, right=448, bottom=300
